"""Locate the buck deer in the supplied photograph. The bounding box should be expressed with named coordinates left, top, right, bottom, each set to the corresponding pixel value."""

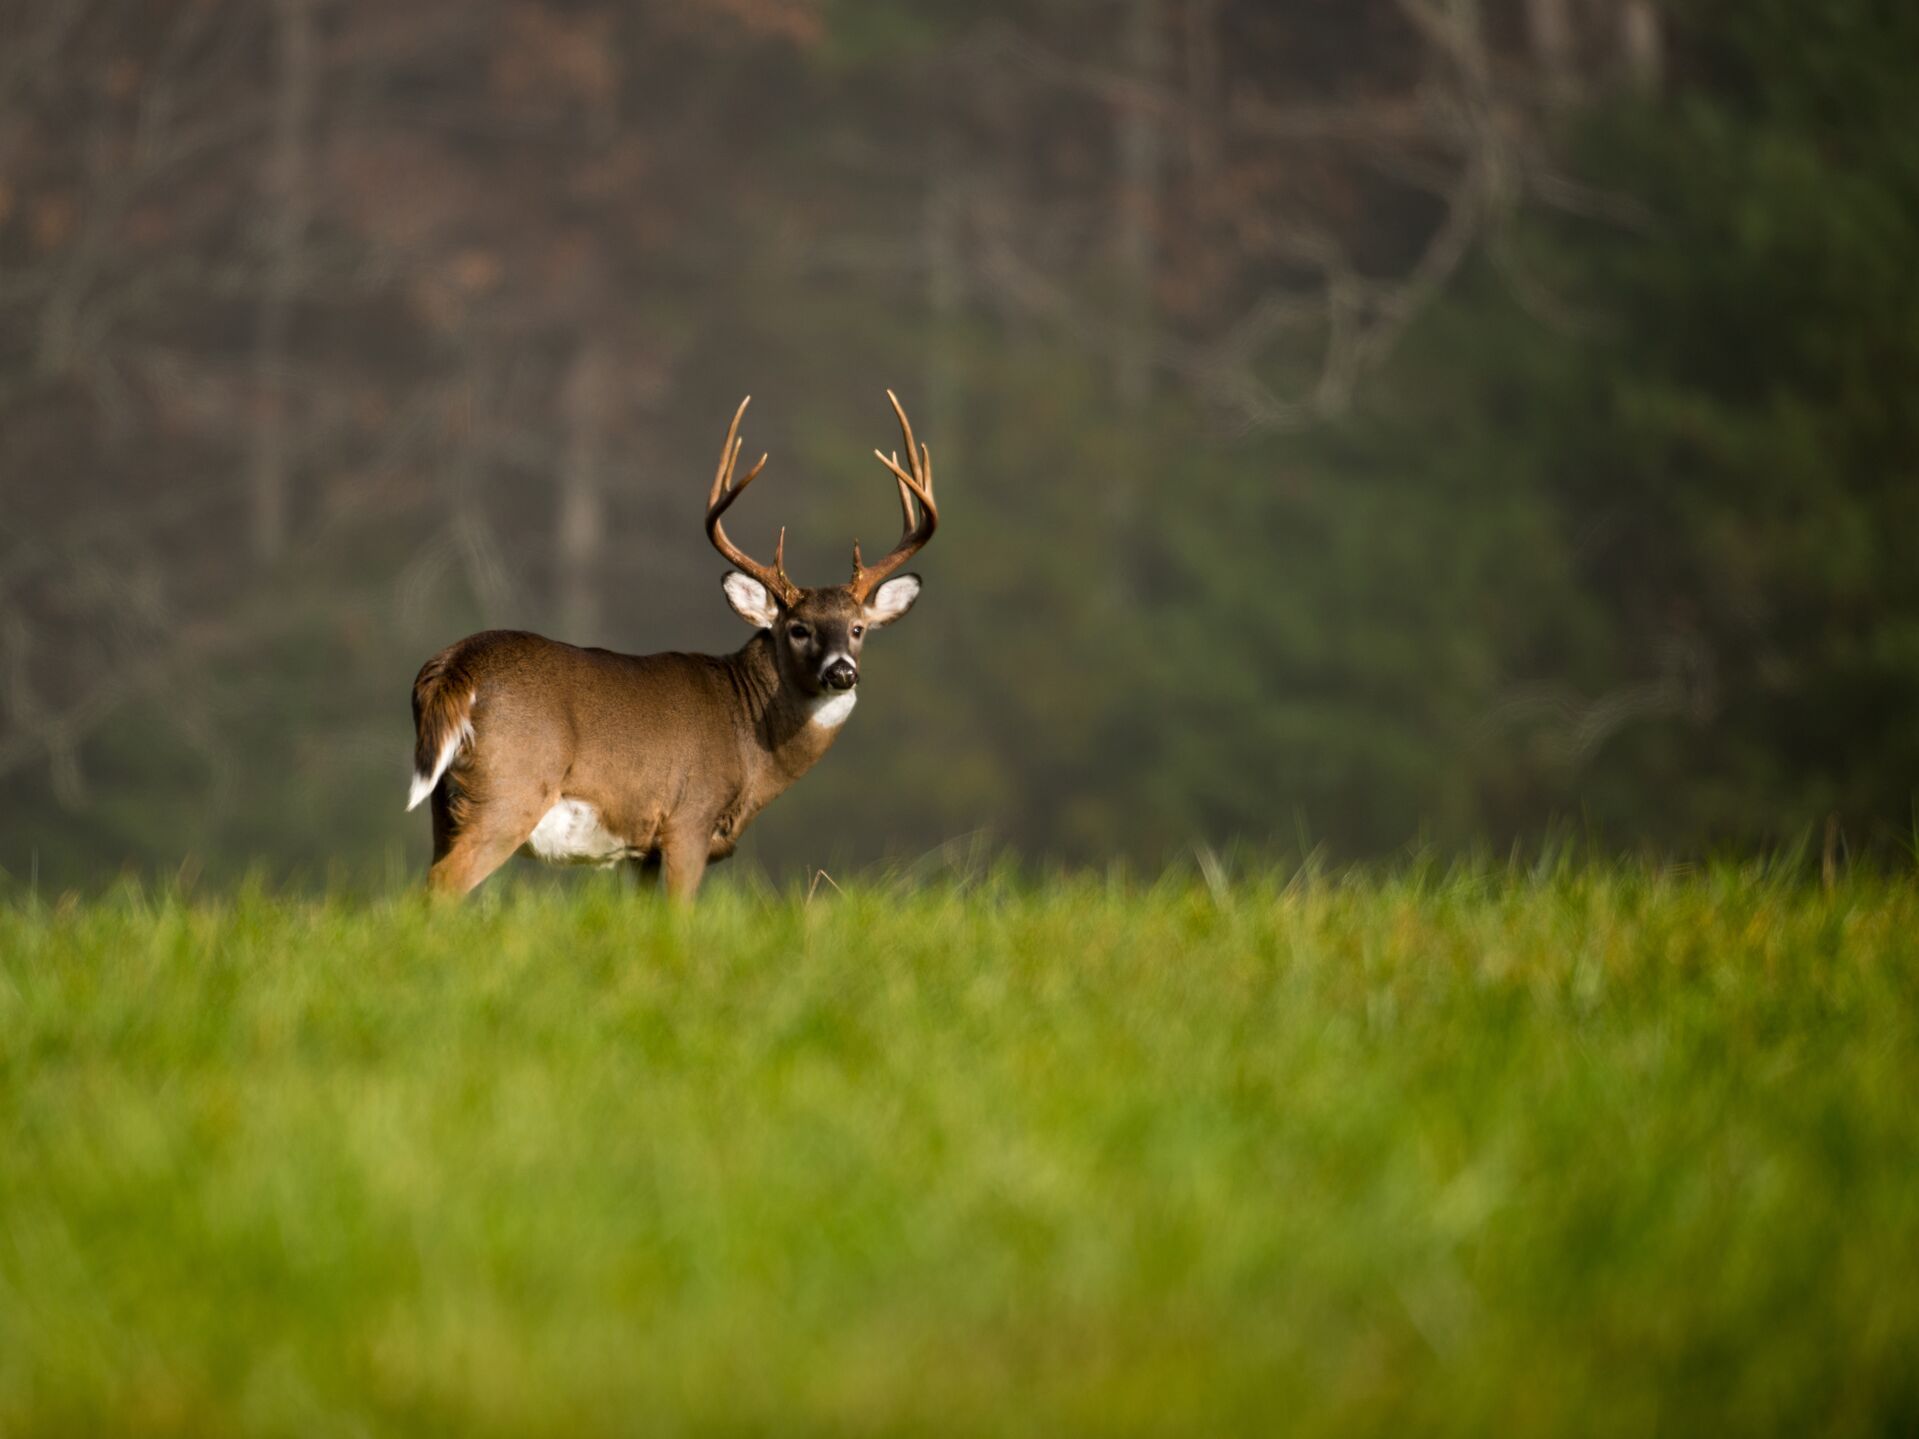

left=404, top=392, right=938, bottom=901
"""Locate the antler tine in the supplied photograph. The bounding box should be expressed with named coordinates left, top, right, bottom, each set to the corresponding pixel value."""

left=709, top=402, right=739, bottom=506
left=709, top=397, right=760, bottom=506
left=850, top=390, right=939, bottom=601
left=887, top=388, right=933, bottom=504
left=705, top=395, right=800, bottom=605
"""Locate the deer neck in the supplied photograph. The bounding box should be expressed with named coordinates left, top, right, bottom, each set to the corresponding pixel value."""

left=726, top=632, right=853, bottom=784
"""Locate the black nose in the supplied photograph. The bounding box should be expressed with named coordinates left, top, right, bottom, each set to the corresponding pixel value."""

left=823, top=660, right=858, bottom=690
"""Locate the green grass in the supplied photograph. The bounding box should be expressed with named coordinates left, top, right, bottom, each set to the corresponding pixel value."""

left=2, top=866, right=1917, bottom=1436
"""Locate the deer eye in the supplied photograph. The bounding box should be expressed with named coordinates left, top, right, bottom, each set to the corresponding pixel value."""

left=788, top=624, right=810, bottom=643
left=851, top=625, right=865, bottom=638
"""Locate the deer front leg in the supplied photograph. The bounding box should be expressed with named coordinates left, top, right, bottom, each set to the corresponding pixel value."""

left=659, top=817, right=714, bottom=904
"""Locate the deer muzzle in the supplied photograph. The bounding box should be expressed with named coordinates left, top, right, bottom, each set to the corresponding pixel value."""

left=822, top=657, right=858, bottom=691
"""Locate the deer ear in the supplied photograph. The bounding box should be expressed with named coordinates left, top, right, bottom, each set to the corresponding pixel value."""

left=722, top=571, right=782, bottom=629
left=862, top=574, right=921, bottom=629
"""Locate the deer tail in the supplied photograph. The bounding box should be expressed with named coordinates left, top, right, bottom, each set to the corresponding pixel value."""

left=407, top=649, right=477, bottom=812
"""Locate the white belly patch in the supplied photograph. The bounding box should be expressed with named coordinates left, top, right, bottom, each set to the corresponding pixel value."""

left=524, top=798, right=632, bottom=867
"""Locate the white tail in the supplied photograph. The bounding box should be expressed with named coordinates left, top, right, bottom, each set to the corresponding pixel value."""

left=405, top=686, right=475, bottom=811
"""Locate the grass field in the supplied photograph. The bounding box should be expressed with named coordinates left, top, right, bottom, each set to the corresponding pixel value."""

left=2, top=865, right=1917, bottom=1436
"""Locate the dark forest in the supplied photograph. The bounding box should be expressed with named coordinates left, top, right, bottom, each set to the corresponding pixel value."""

left=5, top=0, right=1914, bottom=884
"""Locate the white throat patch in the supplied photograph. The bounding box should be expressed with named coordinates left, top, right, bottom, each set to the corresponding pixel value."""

left=809, top=691, right=858, bottom=729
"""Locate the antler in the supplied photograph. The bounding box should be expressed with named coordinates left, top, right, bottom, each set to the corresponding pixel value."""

left=849, top=389, right=939, bottom=602
left=705, top=396, right=802, bottom=607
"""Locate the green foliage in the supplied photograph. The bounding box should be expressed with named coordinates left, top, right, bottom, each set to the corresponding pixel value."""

left=1151, top=0, right=1919, bottom=857
left=817, top=1, right=969, bottom=68
left=3, top=869, right=1918, bottom=1434
left=1524, top=0, right=1919, bottom=846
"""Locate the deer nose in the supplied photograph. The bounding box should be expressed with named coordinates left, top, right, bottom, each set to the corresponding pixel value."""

left=823, top=658, right=858, bottom=690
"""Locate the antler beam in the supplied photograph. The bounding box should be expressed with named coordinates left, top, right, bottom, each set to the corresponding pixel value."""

left=849, top=389, right=939, bottom=602
left=704, top=396, right=802, bottom=607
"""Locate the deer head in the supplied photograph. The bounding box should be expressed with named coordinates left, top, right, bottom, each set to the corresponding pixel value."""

left=707, top=390, right=937, bottom=699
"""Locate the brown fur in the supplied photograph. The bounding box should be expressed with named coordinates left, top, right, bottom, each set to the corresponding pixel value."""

left=409, top=581, right=911, bottom=902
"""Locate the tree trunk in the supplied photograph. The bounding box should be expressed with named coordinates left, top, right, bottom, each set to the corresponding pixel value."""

left=924, top=171, right=963, bottom=474
left=556, top=343, right=611, bottom=642
left=1619, top=0, right=1662, bottom=90
left=1115, top=0, right=1162, bottom=407
left=1524, top=0, right=1580, bottom=108
left=1182, top=0, right=1221, bottom=180
left=249, top=0, right=314, bottom=564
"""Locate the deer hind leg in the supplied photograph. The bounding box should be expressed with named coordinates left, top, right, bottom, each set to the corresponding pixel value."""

left=425, top=783, right=553, bottom=899
left=427, top=830, right=525, bottom=899
left=429, top=785, right=457, bottom=863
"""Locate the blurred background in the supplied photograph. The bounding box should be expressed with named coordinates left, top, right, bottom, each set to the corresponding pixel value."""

left=2, top=0, right=1914, bottom=888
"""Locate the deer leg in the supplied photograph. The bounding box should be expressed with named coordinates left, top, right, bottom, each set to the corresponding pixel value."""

left=427, top=829, right=524, bottom=898
left=425, top=789, right=551, bottom=899
left=659, top=822, right=713, bottom=905
left=429, top=785, right=456, bottom=862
